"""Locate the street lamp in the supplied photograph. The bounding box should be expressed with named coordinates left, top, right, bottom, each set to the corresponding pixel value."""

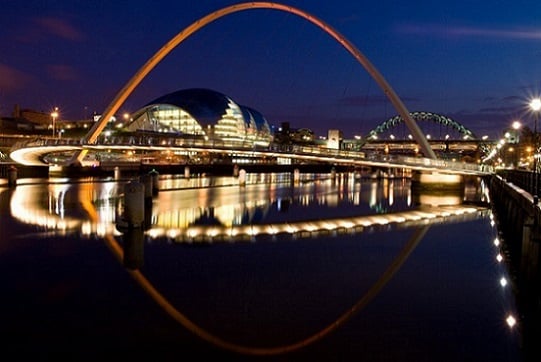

left=51, top=107, right=59, bottom=138
left=530, top=98, right=541, bottom=204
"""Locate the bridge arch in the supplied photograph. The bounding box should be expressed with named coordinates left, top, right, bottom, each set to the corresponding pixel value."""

left=366, top=111, right=478, bottom=141
left=74, top=1, right=436, bottom=164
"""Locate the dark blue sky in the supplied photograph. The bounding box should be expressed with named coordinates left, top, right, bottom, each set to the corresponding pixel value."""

left=2, top=0, right=541, bottom=138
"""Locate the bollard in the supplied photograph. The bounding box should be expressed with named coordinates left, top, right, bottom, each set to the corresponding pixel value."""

left=184, top=165, right=190, bottom=179
left=149, top=169, right=159, bottom=195
left=114, top=166, right=121, bottom=180
left=233, top=164, right=239, bottom=177
left=239, top=169, right=246, bottom=186
left=123, top=180, right=145, bottom=227
left=8, top=165, right=17, bottom=187
left=331, top=166, right=336, bottom=179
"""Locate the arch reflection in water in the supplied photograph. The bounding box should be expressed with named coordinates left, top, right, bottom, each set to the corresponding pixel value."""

left=113, top=214, right=432, bottom=355
left=4, top=173, right=514, bottom=358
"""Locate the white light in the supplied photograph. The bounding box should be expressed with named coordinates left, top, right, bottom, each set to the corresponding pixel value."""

left=500, top=277, right=508, bottom=287
left=506, top=314, right=517, bottom=328
left=530, top=98, right=541, bottom=112
left=496, top=253, right=503, bottom=262
left=493, top=238, right=500, bottom=246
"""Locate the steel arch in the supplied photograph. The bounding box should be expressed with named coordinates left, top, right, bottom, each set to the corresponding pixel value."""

left=366, top=111, right=477, bottom=141
left=71, top=1, right=436, bottom=165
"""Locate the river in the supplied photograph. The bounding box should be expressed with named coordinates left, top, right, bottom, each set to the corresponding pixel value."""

left=0, top=172, right=523, bottom=361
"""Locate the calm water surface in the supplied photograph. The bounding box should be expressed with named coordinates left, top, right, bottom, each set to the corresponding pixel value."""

left=0, top=173, right=523, bottom=361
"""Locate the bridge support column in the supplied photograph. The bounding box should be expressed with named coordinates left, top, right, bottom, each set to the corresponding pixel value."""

left=122, top=228, right=145, bottom=270
left=411, top=171, right=464, bottom=206
left=122, top=181, right=145, bottom=228
left=149, top=169, right=159, bottom=195
left=8, top=165, right=17, bottom=187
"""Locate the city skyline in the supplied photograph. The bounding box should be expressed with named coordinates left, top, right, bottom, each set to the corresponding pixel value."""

left=2, top=0, right=541, bottom=138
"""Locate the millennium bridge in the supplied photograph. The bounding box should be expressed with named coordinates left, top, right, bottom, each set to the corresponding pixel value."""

left=2, top=2, right=541, bottom=359
left=5, top=1, right=496, bottom=179
left=8, top=135, right=492, bottom=176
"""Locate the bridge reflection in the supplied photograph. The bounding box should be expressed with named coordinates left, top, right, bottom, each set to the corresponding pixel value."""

left=2, top=173, right=508, bottom=357
left=6, top=174, right=489, bottom=247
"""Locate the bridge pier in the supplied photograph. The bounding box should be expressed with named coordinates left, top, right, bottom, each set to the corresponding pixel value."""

left=411, top=171, right=463, bottom=190
left=411, top=171, right=464, bottom=206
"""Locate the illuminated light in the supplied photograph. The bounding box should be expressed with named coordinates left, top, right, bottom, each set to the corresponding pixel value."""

left=207, top=228, right=219, bottom=237
left=305, top=223, right=317, bottom=232
left=187, top=229, right=198, bottom=238
left=373, top=217, right=389, bottom=225
left=496, top=253, right=503, bottom=262
left=56, top=220, right=67, bottom=230
left=265, top=226, right=278, bottom=235
left=322, top=222, right=337, bottom=230
left=493, top=238, right=500, bottom=246
left=506, top=314, right=517, bottom=328
left=286, top=225, right=298, bottom=233
left=167, top=229, right=179, bottom=239
left=248, top=227, right=260, bottom=236
left=530, top=98, right=541, bottom=112
left=148, top=227, right=164, bottom=239
left=339, top=221, right=355, bottom=229
left=500, top=277, right=508, bottom=287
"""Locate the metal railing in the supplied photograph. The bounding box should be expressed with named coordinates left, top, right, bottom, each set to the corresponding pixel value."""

left=9, top=136, right=494, bottom=175
left=497, top=169, right=540, bottom=198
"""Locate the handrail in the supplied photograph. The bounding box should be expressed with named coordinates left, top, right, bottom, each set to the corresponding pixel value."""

left=9, top=137, right=493, bottom=174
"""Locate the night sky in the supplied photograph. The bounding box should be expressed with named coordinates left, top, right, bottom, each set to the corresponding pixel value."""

left=2, top=0, right=541, bottom=139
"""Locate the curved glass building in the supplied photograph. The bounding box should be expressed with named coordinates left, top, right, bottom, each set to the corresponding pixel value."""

left=127, top=88, right=273, bottom=146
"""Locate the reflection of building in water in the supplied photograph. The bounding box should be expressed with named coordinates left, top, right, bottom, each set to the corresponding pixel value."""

left=8, top=174, right=484, bottom=242
left=10, top=182, right=121, bottom=235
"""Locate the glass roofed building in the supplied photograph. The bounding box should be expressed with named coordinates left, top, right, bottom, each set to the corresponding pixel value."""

left=126, top=88, right=273, bottom=146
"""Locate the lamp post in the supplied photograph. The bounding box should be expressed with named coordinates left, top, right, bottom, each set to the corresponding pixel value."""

left=530, top=98, right=541, bottom=204
left=51, top=107, right=59, bottom=138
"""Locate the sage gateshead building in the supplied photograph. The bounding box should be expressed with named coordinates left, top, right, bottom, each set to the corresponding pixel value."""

left=126, top=88, right=273, bottom=147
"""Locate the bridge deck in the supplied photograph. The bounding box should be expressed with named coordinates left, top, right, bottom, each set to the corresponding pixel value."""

left=8, top=137, right=494, bottom=176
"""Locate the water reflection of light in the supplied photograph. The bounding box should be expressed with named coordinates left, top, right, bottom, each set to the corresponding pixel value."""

left=145, top=205, right=486, bottom=243
left=415, top=194, right=462, bottom=206
left=10, top=182, right=121, bottom=236
left=9, top=176, right=487, bottom=245
left=369, top=182, right=377, bottom=208
left=389, top=180, right=394, bottom=206
left=11, top=186, right=80, bottom=231
left=353, top=182, right=361, bottom=205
